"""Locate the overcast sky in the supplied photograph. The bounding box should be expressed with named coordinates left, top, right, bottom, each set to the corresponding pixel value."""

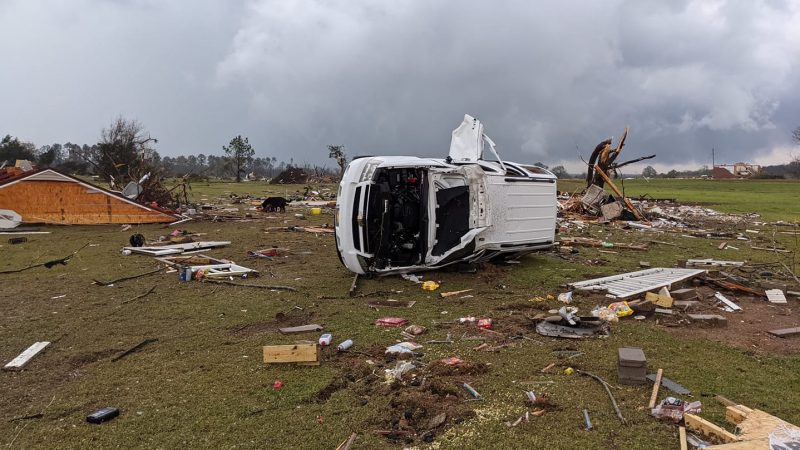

left=2, top=0, right=799, bottom=173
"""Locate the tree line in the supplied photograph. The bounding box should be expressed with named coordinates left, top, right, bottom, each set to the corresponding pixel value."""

left=1, top=117, right=339, bottom=186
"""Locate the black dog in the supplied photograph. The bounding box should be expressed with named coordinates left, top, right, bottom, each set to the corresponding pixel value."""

left=261, top=196, right=290, bottom=213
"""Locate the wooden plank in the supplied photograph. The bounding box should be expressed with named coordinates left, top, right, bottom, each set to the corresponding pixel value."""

left=679, top=426, right=688, bottom=450
left=714, top=395, right=738, bottom=407
left=684, top=413, right=739, bottom=443
left=725, top=405, right=752, bottom=425
left=3, top=341, right=50, bottom=370
left=278, top=324, right=323, bottom=334
left=768, top=327, right=800, bottom=338
left=648, top=368, right=663, bottom=409
left=263, top=344, right=320, bottom=365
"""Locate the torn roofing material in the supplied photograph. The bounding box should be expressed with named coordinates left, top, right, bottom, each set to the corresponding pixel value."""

left=0, top=168, right=176, bottom=224
left=569, top=268, right=705, bottom=299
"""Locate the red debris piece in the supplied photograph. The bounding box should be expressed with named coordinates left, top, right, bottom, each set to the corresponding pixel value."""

left=375, top=317, right=408, bottom=327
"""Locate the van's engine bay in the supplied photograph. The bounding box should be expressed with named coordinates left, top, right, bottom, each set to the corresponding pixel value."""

left=365, top=167, right=428, bottom=270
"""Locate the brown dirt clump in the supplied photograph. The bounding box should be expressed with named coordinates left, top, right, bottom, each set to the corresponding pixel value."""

left=372, top=385, right=476, bottom=444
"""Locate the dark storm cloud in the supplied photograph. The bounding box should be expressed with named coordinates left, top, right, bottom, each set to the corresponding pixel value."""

left=2, top=0, right=799, bottom=172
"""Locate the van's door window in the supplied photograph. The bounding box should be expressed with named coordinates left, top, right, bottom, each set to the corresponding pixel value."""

left=432, top=186, right=470, bottom=256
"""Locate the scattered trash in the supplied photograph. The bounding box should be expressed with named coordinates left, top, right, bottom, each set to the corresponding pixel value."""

left=564, top=367, right=575, bottom=376
left=583, top=409, right=593, bottom=430
left=607, top=301, right=633, bottom=317
left=651, top=397, right=701, bottom=423
left=477, top=318, right=493, bottom=330
left=273, top=380, right=284, bottom=389
left=402, top=324, right=427, bottom=337
left=385, top=342, right=423, bottom=354
left=401, top=274, right=422, bottom=283
left=375, top=317, right=408, bottom=327
left=337, top=340, right=353, bottom=351
left=384, top=361, right=416, bottom=382
left=462, top=382, right=482, bottom=400
left=86, top=407, right=120, bottom=424
left=440, top=357, right=464, bottom=366
left=318, top=334, right=332, bottom=346
left=557, top=291, right=573, bottom=303
left=422, top=281, right=440, bottom=291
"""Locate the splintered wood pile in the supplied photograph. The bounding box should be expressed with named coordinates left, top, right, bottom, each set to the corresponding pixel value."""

left=560, top=127, right=654, bottom=220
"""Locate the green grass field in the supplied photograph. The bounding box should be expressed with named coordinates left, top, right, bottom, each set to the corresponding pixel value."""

left=1, top=179, right=799, bottom=449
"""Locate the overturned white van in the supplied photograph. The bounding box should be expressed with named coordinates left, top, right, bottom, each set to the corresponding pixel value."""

left=334, top=114, right=557, bottom=275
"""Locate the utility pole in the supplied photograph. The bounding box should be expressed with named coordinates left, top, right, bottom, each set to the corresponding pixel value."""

left=712, top=147, right=715, bottom=169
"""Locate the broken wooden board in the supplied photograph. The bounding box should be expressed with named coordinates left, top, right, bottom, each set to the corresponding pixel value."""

left=714, top=292, right=742, bottom=312
left=3, top=341, right=50, bottom=370
left=439, top=289, right=473, bottom=298
left=705, top=277, right=765, bottom=297
left=706, top=407, right=800, bottom=449
left=278, top=324, right=323, bottom=334
left=263, top=343, right=320, bottom=365
left=647, top=373, right=691, bottom=395
left=765, top=289, right=787, bottom=304
left=646, top=291, right=674, bottom=308
left=684, top=413, right=739, bottom=444
left=767, top=327, right=800, bottom=338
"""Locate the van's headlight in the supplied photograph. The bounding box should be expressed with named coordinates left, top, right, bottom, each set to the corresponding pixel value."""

left=360, top=162, right=379, bottom=182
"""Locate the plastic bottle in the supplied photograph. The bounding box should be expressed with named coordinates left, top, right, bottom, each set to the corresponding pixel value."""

left=319, top=334, right=332, bottom=346
left=337, top=339, right=353, bottom=351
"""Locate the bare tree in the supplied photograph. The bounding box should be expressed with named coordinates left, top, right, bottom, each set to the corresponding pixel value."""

left=792, top=126, right=800, bottom=145
left=78, top=117, right=158, bottom=188
left=327, top=145, right=347, bottom=178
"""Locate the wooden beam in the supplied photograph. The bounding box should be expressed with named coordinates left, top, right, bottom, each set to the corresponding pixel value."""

left=679, top=426, right=688, bottom=450
left=725, top=405, right=753, bottom=425
left=593, top=165, right=644, bottom=220
left=648, top=368, right=663, bottom=409
left=3, top=342, right=50, bottom=370
left=263, top=344, right=320, bottom=365
left=684, top=413, right=739, bottom=443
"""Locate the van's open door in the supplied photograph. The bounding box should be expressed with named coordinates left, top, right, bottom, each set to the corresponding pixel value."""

left=449, top=114, right=506, bottom=173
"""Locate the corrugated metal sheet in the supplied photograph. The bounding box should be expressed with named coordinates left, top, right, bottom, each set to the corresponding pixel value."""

left=569, top=268, right=706, bottom=299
